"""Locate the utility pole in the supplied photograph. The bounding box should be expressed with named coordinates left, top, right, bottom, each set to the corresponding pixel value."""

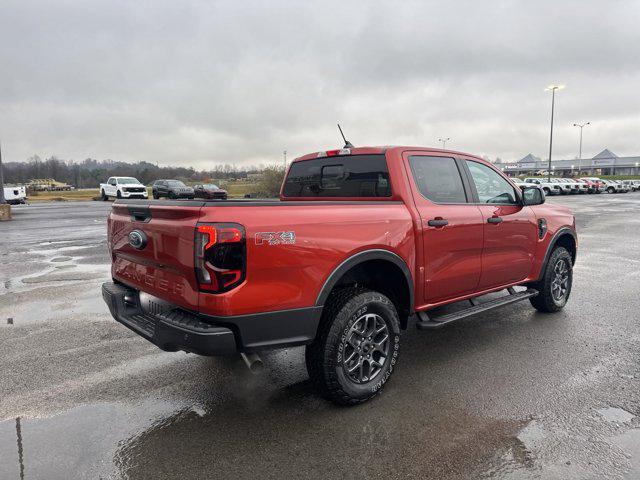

left=0, top=141, right=6, bottom=204
left=438, top=137, right=450, bottom=149
left=573, top=122, right=590, bottom=173
left=283, top=150, right=287, bottom=169
left=545, top=85, right=564, bottom=181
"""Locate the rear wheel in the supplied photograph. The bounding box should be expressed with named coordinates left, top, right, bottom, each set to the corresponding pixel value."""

left=543, top=187, right=550, bottom=196
left=153, top=191, right=159, bottom=199
left=306, top=288, right=401, bottom=405
left=529, top=247, right=572, bottom=313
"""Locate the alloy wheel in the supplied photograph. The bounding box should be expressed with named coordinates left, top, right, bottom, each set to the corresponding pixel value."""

left=341, top=313, right=390, bottom=384
left=551, top=259, right=570, bottom=303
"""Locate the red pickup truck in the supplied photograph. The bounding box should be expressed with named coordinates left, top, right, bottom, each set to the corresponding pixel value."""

left=102, top=146, right=577, bottom=405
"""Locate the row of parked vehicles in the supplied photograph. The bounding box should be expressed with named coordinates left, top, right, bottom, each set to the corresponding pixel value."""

left=99, top=177, right=228, bottom=200
left=513, top=177, right=640, bottom=195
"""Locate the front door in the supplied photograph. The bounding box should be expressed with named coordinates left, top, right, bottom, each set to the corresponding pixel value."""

left=463, top=159, right=538, bottom=289
left=403, top=153, right=484, bottom=304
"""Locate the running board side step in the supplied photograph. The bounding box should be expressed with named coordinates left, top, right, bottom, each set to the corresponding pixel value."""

left=416, top=289, right=538, bottom=330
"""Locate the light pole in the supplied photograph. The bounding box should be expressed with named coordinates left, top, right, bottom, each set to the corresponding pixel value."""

left=573, top=121, right=590, bottom=173
left=438, top=137, right=450, bottom=149
left=545, top=84, right=564, bottom=181
left=283, top=150, right=287, bottom=169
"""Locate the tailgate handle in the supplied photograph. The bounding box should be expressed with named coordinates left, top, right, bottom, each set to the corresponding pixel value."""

left=129, top=207, right=152, bottom=223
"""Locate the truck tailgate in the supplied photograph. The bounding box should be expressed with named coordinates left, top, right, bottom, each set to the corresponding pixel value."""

left=109, top=202, right=202, bottom=310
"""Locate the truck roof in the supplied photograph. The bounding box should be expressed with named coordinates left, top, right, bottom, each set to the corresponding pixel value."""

left=293, top=146, right=484, bottom=163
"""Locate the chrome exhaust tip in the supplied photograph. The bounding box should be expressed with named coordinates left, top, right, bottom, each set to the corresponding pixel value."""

left=240, top=352, right=263, bottom=373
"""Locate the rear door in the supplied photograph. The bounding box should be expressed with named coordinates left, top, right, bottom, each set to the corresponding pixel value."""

left=109, top=202, right=203, bottom=310
left=403, top=152, right=484, bottom=304
left=462, top=159, right=537, bottom=289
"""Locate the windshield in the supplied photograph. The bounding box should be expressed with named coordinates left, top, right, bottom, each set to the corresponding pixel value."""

left=167, top=180, right=186, bottom=187
left=203, top=184, right=219, bottom=189
left=118, top=177, right=140, bottom=184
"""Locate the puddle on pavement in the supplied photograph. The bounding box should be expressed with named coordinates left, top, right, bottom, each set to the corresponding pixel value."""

left=0, top=389, right=524, bottom=480
left=598, top=406, right=636, bottom=423
left=480, top=410, right=640, bottom=479
left=0, top=401, right=191, bottom=479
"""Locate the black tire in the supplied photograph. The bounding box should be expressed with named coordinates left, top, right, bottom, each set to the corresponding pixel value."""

left=607, top=187, right=615, bottom=194
left=529, top=247, right=573, bottom=313
left=543, top=187, right=550, bottom=196
left=169, top=191, right=176, bottom=199
left=101, top=190, right=108, bottom=201
left=153, top=192, right=159, bottom=199
left=305, top=288, right=401, bottom=405
left=116, top=190, right=122, bottom=199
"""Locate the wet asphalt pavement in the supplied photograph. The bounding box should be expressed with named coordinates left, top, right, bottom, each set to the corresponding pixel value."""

left=1, top=195, right=639, bottom=480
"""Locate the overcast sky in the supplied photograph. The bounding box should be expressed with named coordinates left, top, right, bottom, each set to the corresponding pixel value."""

left=2, top=0, right=639, bottom=167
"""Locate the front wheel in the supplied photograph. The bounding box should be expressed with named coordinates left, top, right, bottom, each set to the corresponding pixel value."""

left=101, top=190, right=108, bottom=201
left=543, top=187, right=550, bottom=196
left=529, top=247, right=573, bottom=313
left=306, top=288, right=401, bottom=405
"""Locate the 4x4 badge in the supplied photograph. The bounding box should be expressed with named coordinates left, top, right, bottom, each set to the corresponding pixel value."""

left=255, top=231, right=296, bottom=246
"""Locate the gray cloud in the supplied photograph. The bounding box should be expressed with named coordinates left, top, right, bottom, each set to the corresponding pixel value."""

left=1, top=0, right=639, bottom=167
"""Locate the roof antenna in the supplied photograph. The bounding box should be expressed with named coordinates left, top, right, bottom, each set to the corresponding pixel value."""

left=337, top=124, right=354, bottom=149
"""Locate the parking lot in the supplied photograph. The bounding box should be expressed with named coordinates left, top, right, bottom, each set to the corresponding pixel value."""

left=1, top=193, right=639, bottom=479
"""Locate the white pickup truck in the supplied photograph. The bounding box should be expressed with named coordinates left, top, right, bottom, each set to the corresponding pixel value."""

left=523, top=178, right=562, bottom=196
left=100, top=177, right=148, bottom=200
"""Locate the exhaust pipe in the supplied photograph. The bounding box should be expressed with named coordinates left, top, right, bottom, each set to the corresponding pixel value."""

left=240, top=352, right=263, bottom=373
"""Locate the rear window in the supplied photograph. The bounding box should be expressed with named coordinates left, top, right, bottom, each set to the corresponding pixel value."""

left=282, top=154, right=391, bottom=197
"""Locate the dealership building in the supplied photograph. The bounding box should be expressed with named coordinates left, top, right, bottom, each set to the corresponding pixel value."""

left=501, top=149, right=640, bottom=176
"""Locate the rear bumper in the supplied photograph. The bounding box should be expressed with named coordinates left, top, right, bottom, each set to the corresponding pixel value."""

left=102, top=282, right=237, bottom=355
left=102, top=281, right=322, bottom=355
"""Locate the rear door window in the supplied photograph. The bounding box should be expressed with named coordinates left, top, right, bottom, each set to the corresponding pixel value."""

left=282, top=154, right=391, bottom=197
left=408, top=156, right=468, bottom=203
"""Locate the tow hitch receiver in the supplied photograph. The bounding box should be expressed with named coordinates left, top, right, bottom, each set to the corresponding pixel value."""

left=416, top=288, right=539, bottom=330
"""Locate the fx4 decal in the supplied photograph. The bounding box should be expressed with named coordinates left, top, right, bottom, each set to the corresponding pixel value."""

left=255, top=231, right=296, bottom=246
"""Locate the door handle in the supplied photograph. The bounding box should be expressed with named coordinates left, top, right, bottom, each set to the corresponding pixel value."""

left=487, top=216, right=503, bottom=224
left=427, top=218, right=449, bottom=227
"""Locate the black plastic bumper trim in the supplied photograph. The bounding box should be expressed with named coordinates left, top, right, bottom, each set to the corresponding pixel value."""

left=102, top=282, right=237, bottom=355
left=102, top=282, right=323, bottom=354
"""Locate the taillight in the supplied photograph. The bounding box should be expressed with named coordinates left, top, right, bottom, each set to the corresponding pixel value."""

left=195, top=223, right=246, bottom=293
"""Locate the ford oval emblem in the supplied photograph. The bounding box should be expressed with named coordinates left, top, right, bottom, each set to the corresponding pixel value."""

left=128, top=230, right=147, bottom=250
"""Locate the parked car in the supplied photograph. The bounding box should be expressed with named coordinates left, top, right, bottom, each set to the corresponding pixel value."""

left=577, top=178, right=604, bottom=194
left=563, top=178, right=589, bottom=194
left=193, top=183, right=228, bottom=200
left=600, top=179, right=624, bottom=194
left=523, top=178, right=562, bottom=196
left=152, top=180, right=195, bottom=199
left=102, top=145, right=577, bottom=405
left=614, top=180, right=629, bottom=193
left=549, top=178, right=579, bottom=194
left=619, top=180, right=637, bottom=192
left=3, top=185, right=27, bottom=204
left=100, top=177, right=148, bottom=200
left=630, top=180, right=640, bottom=191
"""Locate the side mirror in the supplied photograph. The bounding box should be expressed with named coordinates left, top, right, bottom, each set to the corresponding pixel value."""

left=521, top=185, right=545, bottom=206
